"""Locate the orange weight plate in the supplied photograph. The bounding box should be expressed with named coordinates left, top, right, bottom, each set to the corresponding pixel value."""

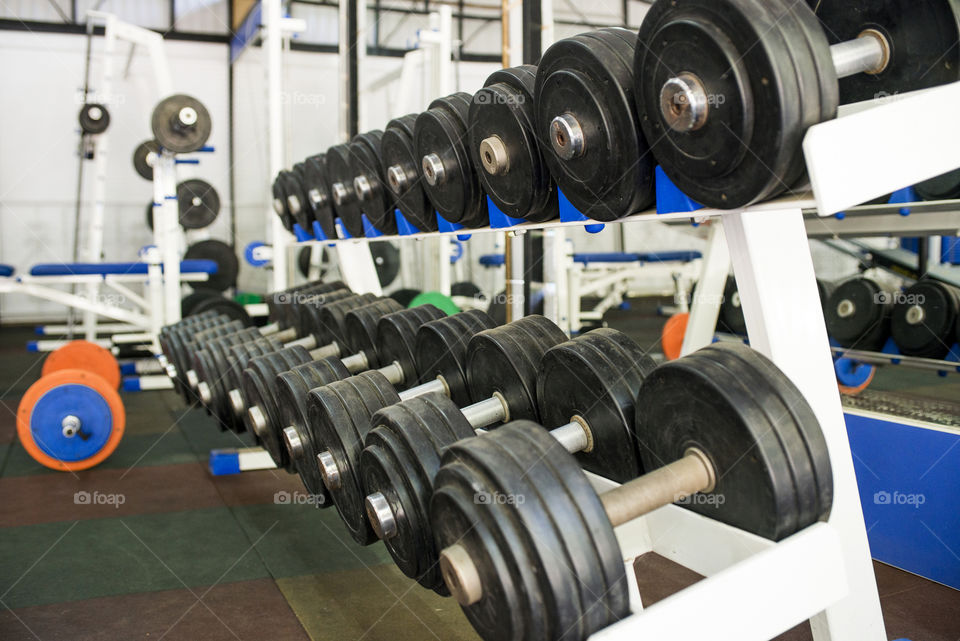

left=42, top=340, right=120, bottom=389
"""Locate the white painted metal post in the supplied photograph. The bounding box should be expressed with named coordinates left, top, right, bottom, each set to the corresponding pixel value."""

left=265, top=0, right=288, bottom=292
left=723, top=208, right=885, bottom=641
left=156, top=152, right=181, bottom=324
left=681, top=222, right=730, bottom=355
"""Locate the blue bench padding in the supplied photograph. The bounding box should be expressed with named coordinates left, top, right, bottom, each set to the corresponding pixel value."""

left=479, top=251, right=702, bottom=268
left=479, top=254, right=506, bottom=267
left=0, top=264, right=13, bottom=277
left=29, top=259, right=218, bottom=277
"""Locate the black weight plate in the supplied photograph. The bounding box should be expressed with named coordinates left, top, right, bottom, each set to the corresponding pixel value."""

left=825, top=277, right=892, bottom=350
left=225, top=338, right=281, bottom=431
left=315, top=293, right=380, bottom=348
left=430, top=421, right=628, bottom=641
left=309, top=371, right=402, bottom=544
left=389, top=288, right=422, bottom=308
left=361, top=392, right=477, bottom=592
left=177, top=179, right=220, bottom=229
left=185, top=240, right=238, bottom=292
left=382, top=114, right=439, bottom=232
left=817, top=278, right=837, bottom=311
left=466, top=315, right=567, bottom=423
left=133, top=139, right=159, bottom=180
left=350, top=131, right=397, bottom=234
left=241, top=346, right=312, bottom=459
left=282, top=282, right=350, bottom=333
left=470, top=65, right=557, bottom=223
left=486, top=290, right=545, bottom=326
left=344, top=298, right=405, bottom=365
left=451, top=281, right=483, bottom=299
left=303, top=153, right=337, bottom=238
left=297, top=246, right=313, bottom=279
left=151, top=94, right=212, bottom=153
left=637, top=342, right=832, bottom=540
left=719, top=276, right=748, bottom=336
left=181, top=290, right=221, bottom=317
left=536, top=328, right=657, bottom=483
left=326, top=143, right=365, bottom=237
left=891, top=280, right=960, bottom=357
left=536, top=29, right=653, bottom=221
left=414, top=93, right=489, bottom=228
left=376, top=305, right=448, bottom=389
left=276, top=357, right=351, bottom=497
left=809, top=0, right=960, bottom=104
left=190, top=295, right=251, bottom=326
left=79, top=103, right=110, bottom=134
left=370, top=241, right=401, bottom=288
left=292, top=288, right=354, bottom=339
left=915, top=167, right=960, bottom=201
left=272, top=172, right=295, bottom=231
left=282, top=167, right=313, bottom=230
left=414, top=309, right=499, bottom=406
left=636, top=0, right=805, bottom=208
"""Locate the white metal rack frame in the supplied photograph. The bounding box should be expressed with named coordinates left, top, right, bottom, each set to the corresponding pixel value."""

left=271, top=79, right=960, bottom=641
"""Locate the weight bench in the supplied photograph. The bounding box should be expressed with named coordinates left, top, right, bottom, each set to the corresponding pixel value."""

left=0, top=264, right=14, bottom=278
left=28, top=259, right=218, bottom=278
left=479, top=251, right=703, bottom=268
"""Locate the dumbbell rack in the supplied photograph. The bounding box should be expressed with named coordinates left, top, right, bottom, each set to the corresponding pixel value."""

left=273, top=84, right=960, bottom=640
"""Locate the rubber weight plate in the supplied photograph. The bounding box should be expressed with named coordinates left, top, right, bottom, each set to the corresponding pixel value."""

left=430, top=421, right=628, bottom=641
left=133, top=139, right=159, bottom=180
left=382, top=114, right=439, bottom=232
left=309, top=371, right=402, bottom=544
left=151, top=94, right=212, bottom=153
left=636, top=0, right=819, bottom=208
left=272, top=173, right=295, bottom=232
left=536, top=28, right=654, bottom=221
left=636, top=342, right=832, bottom=540
left=79, top=103, right=110, bottom=134
left=350, top=131, right=398, bottom=234
left=291, top=288, right=354, bottom=339
left=809, top=0, right=960, bottom=104
left=825, top=277, right=892, bottom=350
left=276, top=357, right=351, bottom=495
left=283, top=167, right=313, bottom=230
left=327, top=143, right=364, bottom=237
left=302, top=153, right=338, bottom=238
left=536, top=329, right=657, bottom=483
left=719, top=276, right=747, bottom=336
left=466, top=315, right=568, bottom=422
left=470, top=65, right=556, bottom=223
left=915, top=167, right=960, bottom=201
left=376, top=304, right=448, bottom=389
left=415, top=93, right=489, bottom=228
left=344, top=298, right=405, bottom=366
left=241, top=346, right=313, bottom=454
left=315, top=293, right=380, bottom=348
left=415, top=310, right=498, bottom=406
left=176, top=179, right=220, bottom=229
left=891, top=280, right=960, bottom=358
left=184, top=240, right=238, bottom=292
left=190, top=295, right=251, bottom=325
left=361, top=392, right=476, bottom=592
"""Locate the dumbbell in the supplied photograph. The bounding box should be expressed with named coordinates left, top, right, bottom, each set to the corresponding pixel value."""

left=326, top=142, right=366, bottom=238
left=275, top=304, right=452, bottom=498
left=415, top=93, right=489, bottom=228
left=301, top=153, right=338, bottom=239
left=312, top=315, right=566, bottom=545
left=825, top=276, right=893, bottom=351
left=359, top=328, right=655, bottom=592
left=432, top=343, right=833, bottom=641
left=535, top=28, right=655, bottom=222
left=350, top=131, right=398, bottom=235
left=381, top=114, right=439, bottom=232
left=192, top=293, right=384, bottom=425
left=891, top=280, right=960, bottom=358
left=635, top=0, right=960, bottom=209
left=468, top=65, right=556, bottom=224
left=242, top=297, right=409, bottom=462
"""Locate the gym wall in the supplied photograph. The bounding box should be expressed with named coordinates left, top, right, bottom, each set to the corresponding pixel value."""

left=0, top=30, right=231, bottom=323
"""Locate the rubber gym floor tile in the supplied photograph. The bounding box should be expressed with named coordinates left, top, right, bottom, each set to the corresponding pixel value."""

left=276, top=566, right=480, bottom=641
left=0, top=507, right=270, bottom=609
left=0, top=400, right=17, bottom=443
left=0, top=577, right=310, bottom=641
left=175, top=406, right=259, bottom=454
left=211, top=466, right=309, bottom=507
left=874, top=561, right=960, bottom=641
left=0, top=461, right=223, bottom=527
left=1, top=428, right=202, bottom=478
left=229, top=503, right=393, bottom=578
